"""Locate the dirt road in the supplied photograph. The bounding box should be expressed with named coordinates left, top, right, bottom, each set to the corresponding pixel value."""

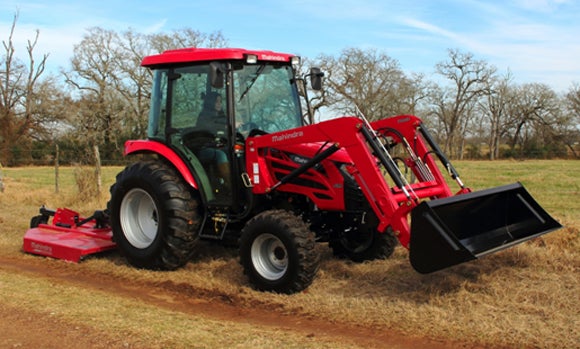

left=0, top=254, right=485, bottom=349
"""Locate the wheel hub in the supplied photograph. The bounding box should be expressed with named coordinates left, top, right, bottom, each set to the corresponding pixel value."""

left=119, top=188, right=159, bottom=249
left=251, top=233, right=288, bottom=281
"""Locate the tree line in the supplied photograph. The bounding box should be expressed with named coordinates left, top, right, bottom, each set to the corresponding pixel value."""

left=1, top=12, right=579, bottom=167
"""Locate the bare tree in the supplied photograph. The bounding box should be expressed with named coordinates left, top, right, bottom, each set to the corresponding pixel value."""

left=566, top=83, right=580, bottom=123
left=316, top=48, right=419, bottom=121
left=110, top=29, right=154, bottom=139
left=62, top=27, right=125, bottom=160
left=479, top=72, right=514, bottom=159
left=112, top=28, right=228, bottom=139
left=505, top=83, right=561, bottom=156
left=0, top=12, right=52, bottom=165
left=148, top=29, right=227, bottom=53
left=563, top=83, right=580, bottom=157
left=62, top=27, right=229, bottom=161
left=430, top=49, right=496, bottom=158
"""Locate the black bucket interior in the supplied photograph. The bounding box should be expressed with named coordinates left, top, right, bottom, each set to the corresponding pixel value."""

left=409, top=182, right=561, bottom=273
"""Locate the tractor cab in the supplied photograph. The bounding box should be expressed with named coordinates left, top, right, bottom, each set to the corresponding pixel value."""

left=145, top=49, right=312, bottom=209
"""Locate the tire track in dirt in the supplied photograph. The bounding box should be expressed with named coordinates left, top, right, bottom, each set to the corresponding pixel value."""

left=0, top=255, right=487, bottom=349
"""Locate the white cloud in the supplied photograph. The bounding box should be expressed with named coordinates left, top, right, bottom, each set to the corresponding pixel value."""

left=399, top=18, right=463, bottom=43
left=142, top=19, right=167, bottom=34
left=394, top=2, right=580, bottom=91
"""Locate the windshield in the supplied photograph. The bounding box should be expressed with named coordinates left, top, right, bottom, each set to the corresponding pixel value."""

left=147, top=63, right=303, bottom=140
left=233, top=64, right=302, bottom=134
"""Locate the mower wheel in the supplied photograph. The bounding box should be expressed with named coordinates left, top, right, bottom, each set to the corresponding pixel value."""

left=29, top=214, right=49, bottom=228
left=108, top=160, right=201, bottom=270
left=329, top=226, right=398, bottom=263
left=239, top=210, right=319, bottom=294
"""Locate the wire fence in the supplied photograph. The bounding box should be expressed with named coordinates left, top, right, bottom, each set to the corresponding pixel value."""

left=4, top=143, right=578, bottom=168
left=4, top=147, right=133, bottom=167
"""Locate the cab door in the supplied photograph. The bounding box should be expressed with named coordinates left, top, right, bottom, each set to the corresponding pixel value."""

left=166, top=65, right=233, bottom=205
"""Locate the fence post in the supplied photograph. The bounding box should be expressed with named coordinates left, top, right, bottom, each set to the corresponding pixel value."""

left=0, top=161, right=4, bottom=193
left=94, top=145, right=102, bottom=194
left=55, top=144, right=59, bottom=194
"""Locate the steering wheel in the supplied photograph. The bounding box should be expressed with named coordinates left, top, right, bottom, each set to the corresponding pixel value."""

left=236, top=122, right=265, bottom=142
left=181, top=129, right=223, bottom=149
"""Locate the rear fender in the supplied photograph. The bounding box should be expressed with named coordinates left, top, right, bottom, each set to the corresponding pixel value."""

left=124, top=140, right=198, bottom=189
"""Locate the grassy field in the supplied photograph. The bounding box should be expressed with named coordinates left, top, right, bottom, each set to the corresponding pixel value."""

left=0, top=160, right=579, bottom=348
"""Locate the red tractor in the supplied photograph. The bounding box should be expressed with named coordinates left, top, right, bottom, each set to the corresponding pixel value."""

left=25, top=48, right=561, bottom=294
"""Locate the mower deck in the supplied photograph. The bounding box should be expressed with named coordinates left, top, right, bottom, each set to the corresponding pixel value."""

left=23, top=208, right=117, bottom=262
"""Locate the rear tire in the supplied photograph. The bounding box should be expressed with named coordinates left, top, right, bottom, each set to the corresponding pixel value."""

left=239, top=210, right=319, bottom=294
left=108, top=160, right=201, bottom=270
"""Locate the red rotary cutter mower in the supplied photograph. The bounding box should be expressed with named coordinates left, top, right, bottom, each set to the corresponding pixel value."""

left=24, top=207, right=116, bottom=262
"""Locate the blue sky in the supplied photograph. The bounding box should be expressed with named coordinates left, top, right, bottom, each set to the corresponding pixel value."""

left=2, top=0, right=579, bottom=92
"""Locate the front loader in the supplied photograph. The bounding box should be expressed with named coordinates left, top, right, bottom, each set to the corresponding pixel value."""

left=24, top=48, right=561, bottom=294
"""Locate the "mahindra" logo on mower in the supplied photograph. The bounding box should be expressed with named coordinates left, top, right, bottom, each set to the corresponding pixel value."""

left=271, top=131, right=304, bottom=143
left=30, top=241, right=53, bottom=255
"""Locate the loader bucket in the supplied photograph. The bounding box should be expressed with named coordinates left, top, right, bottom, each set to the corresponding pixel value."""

left=409, top=182, right=561, bottom=273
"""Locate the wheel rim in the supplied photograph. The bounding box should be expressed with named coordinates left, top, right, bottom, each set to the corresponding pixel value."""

left=120, top=188, right=159, bottom=249
left=251, top=233, right=288, bottom=281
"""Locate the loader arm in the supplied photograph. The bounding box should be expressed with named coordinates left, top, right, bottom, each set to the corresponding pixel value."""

left=246, top=115, right=431, bottom=248
left=246, top=114, right=561, bottom=272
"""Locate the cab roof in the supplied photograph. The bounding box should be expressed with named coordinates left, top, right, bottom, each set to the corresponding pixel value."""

left=141, top=47, right=296, bottom=67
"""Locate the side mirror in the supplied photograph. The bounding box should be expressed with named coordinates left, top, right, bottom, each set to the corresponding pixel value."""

left=210, top=62, right=225, bottom=89
left=310, top=67, right=324, bottom=91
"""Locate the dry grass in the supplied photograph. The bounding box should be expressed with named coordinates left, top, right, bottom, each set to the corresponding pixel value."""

left=0, top=161, right=579, bottom=348
left=0, top=270, right=346, bottom=349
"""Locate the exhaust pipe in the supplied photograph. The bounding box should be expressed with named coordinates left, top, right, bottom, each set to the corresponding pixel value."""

left=409, top=182, right=562, bottom=273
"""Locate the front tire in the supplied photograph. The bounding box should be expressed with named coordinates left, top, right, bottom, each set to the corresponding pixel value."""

left=108, top=160, right=201, bottom=270
left=239, top=210, right=319, bottom=294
